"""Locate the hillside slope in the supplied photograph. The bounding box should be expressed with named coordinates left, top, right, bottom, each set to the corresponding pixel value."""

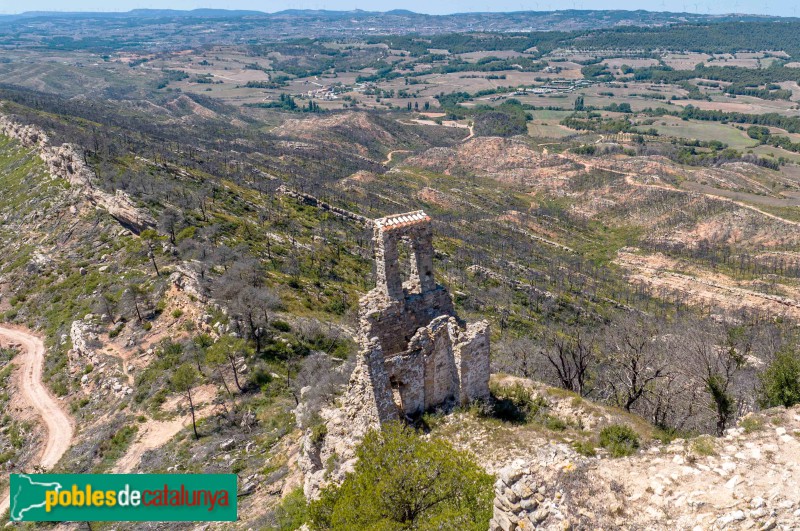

left=436, top=376, right=800, bottom=530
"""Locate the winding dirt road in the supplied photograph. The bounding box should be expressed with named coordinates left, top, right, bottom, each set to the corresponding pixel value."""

left=462, top=123, right=475, bottom=142
left=563, top=155, right=800, bottom=228
left=382, top=149, right=412, bottom=165
left=0, top=325, right=74, bottom=516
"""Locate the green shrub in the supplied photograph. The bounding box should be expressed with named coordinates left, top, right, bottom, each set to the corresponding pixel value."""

left=8, top=422, right=25, bottom=448
left=95, top=424, right=138, bottom=472
left=544, top=415, right=567, bottom=432
left=175, top=226, right=197, bottom=242
left=691, top=436, right=716, bottom=456
left=489, top=383, right=547, bottom=424
left=759, top=348, right=800, bottom=408
left=653, top=427, right=689, bottom=444
left=599, top=424, right=640, bottom=457
left=109, top=323, right=124, bottom=338
left=70, top=397, right=91, bottom=413
left=740, top=415, right=765, bottom=434
left=323, top=298, right=348, bottom=315
left=248, top=365, right=273, bottom=390
left=51, top=380, right=68, bottom=397
left=272, top=320, right=291, bottom=332
left=311, top=422, right=328, bottom=447
left=274, top=488, right=308, bottom=531
left=171, top=309, right=184, bottom=319
left=308, top=423, right=493, bottom=530
left=571, top=440, right=597, bottom=457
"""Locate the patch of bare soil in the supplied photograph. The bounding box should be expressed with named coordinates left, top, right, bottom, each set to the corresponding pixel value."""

left=615, top=250, right=800, bottom=319
left=406, top=137, right=581, bottom=186
left=273, top=112, right=394, bottom=152
left=112, top=383, right=217, bottom=473
left=416, top=186, right=456, bottom=209
left=165, top=94, right=219, bottom=121
left=560, top=155, right=800, bottom=248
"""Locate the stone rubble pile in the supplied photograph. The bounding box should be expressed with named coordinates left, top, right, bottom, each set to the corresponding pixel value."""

left=490, top=460, right=572, bottom=531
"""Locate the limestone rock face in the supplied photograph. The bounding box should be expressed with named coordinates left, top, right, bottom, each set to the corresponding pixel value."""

left=0, top=115, right=48, bottom=147
left=0, top=113, right=156, bottom=234
left=40, top=144, right=156, bottom=233
left=170, top=262, right=208, bottom=303
left=489, top=460, right=569, bottom=531
left=70, top=319, right=98, bottom=358
left=68, top=319, right=105, bottom=379
left=300, top=211, right=491, bottom=499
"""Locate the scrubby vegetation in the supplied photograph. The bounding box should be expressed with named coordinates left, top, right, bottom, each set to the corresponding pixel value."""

left=308, top=423, right=494, bottom=530
left=599, top=424, right=640, bottom=457
left=3, top=10, right=800, bottom=527
left=759, top=348, right=800, bottom=408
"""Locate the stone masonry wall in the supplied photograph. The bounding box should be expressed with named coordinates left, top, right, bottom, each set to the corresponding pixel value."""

left=356, top=211, right=491, bottom=419
left=300, top=210, right=492, bottom=499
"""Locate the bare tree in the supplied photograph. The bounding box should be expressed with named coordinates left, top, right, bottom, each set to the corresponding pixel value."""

left=158, top=208, right=182, bottom=245
left=213, top=260, right=282, bottom=354
left=684, top=321, right=745, bottom=436
left=93, top=293, right=118, bottom=324
left=172, top=363, right=200, bottom=439
left=601, top=316, right=668, bottom=412
left=293, top=352, right=355, bottom=426
left=139, top=229, right=162, bottom=277
left=542, top=328, right=595, bottom=397
left=492, top=337, right=540, bottom=379
left=120, top=283, right=149, bottom=323
left=207, top=336, right=250, bottom=393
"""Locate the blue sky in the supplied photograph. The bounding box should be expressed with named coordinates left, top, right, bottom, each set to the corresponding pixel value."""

left=0, top=0, right=797, bottom=17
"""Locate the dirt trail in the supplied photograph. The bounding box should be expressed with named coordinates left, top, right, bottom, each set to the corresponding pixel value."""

left=112, top=384, right=216, bottom=473
left=382, top=149, right=412, bottom=165
left=566, top=155, right=800, bottom=227
left=462, top=124, right=475, bottom=142
left=0, top=325, right=74, bottom=516
left=112, top=417, right=187, bottom=474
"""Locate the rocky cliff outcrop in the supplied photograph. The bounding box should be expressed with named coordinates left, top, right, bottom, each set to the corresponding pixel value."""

left=0, top=111, right=155, bottom=233
left=484, top=399, right=800, bottom=531
left=70, top=319, right=98, bottom=358
left=40, top=144, right=156, bottom=233
left=490, top=459, right=576, bottom=531
left=169, top=262, right=209, bottom=303
left=0, top=115, right=48, bottom=147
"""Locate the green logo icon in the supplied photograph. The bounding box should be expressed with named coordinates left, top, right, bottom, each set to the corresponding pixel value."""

left=9, top=474, right=237, bottom=522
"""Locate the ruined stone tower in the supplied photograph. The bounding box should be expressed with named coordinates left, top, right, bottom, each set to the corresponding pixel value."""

left=300, top=211, right=492, bottom=498
left=348, top=210, right=491, bottom=427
